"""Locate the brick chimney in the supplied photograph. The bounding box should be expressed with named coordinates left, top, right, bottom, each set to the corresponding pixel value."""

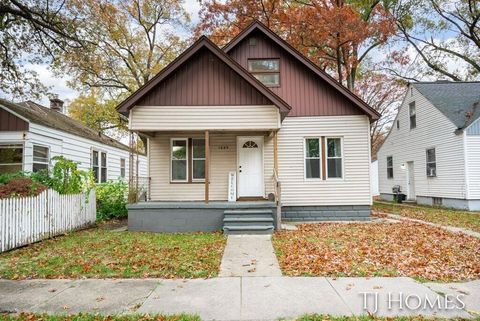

left=49, top=98, right=64, bottom=113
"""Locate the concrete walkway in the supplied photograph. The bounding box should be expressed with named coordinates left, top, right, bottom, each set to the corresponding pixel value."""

left=219, top=235, right=282, bottom=277
left=1, top=277, right=478, bottom=320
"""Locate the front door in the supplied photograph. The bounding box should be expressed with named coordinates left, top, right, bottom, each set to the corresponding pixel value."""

left=406, top=161, right=416, bottom=200
left=237, top=136, right=264, bottom=198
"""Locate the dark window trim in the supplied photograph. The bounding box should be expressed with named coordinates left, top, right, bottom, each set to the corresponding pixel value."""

left=426, top=147, right=437, bottom=178
left=247, top=58, right=280, bottom=87
left=409, top=101, right=416, bottom=130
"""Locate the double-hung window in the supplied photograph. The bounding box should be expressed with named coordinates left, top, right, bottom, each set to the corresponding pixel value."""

left=120, top=158, right=126, bottom=178
left=326, top=138, right=343, bottom=179
left=387, top=156, right=393, bottom=179
left=192, top=138, right=205, bottom=181
left=171, top=138, right=205, bottom=182
left=171, top=139, right=188, bottom=182
left=92, top=150, right=107, bottom=183
left=409, top=102, right=416, bottom=129
left=426, top=148, right=436, bottom=177
left=305, top=138, right=321, bottom=179
left=248, top=59, right=280, bottom=87
left=0, top=144, right=23, bottom=173
left=32, top=145, right=49, bottom=172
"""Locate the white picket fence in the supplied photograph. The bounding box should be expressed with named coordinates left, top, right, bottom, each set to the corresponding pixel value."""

left=0, top=189, right=96, bottom=252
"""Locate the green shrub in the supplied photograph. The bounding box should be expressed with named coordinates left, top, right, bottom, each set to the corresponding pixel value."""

left=50, top=156, right=94, bottom=194
left=95, top=180, right=128, bottom=221
left=0, top=171, right=27, bottom=185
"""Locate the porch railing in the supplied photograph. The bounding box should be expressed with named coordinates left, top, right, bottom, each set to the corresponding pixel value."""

left=273, top=168, right=282, bottom=230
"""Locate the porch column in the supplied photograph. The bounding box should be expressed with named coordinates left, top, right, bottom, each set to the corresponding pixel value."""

left=205, top=130, right=210, bottom=204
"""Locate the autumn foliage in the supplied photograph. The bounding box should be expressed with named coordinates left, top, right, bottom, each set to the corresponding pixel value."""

left=0, top=178, right=47, bottom=199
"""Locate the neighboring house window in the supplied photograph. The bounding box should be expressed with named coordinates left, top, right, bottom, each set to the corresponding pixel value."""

left=248, top=59, right=280, bottom=87
left=409, top=102, right=416, bottom=129
left=32, top=145, right=49, bottom=172
left=426, top=148, right=436, bottom=177
left=171, top=139, right=188, bottom=182
left=397, top=120, right=400, bottom=129
left=387, top=156, right=393, bottom=179
left=326, top=138, right=343, bottom=179
left=120, top=158, right=126, bottom=178
left=305, top=138, right=321, bottom=179
left=92, top=150, right=107, bottom=183
left=0, top=144, right=23, bottom=173
left=192, top=138, right=205, bottom=181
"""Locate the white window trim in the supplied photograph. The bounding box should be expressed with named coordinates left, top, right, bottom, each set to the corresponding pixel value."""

left=32, top=144, right=50, bottom=171
left=191, top=138, right=206, bottom=182
left=325, top=137, right=344, bottom=180
left=386, top=155, right=394, bottom=179
left=0, top=143, right=24, bottom=171
left=92, top=149, right=108, bottom=183
left=170, top=138, right=189, bottom=183
left=303, top=137, right=322, bottom=181
left=426, top=147, right=437, bottom=178
left=120, top=158, right=126, bottom=178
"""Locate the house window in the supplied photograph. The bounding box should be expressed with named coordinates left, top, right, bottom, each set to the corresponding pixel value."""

left=171, top=139, right=188, bottom=182
left=0, top=144, right=23, bottom=173
left=305, top=138, right=321, bottom=179
left=92, top=150, right=107, bottom=183
left=397, top=120, right=400, bottom=129
left=426, top=148, right=436, bottom=177
left=32, top=145, right=49, bottom=172
left=192, top=138, right=205, bottom=181
left=387, top=156, right=393, bottom=179
left=326, top=138, right=343, bottom=179
left=120, top=158, right=126, bottom=178
left=409, top=102, right=416, bottom=129
left=247, top=59, right=280, bottom=87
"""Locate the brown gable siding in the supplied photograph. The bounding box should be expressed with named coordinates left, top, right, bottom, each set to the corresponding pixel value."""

left=137, top=47, right=272, bottom=106
left=0, top=107, right=29, bottom=131
left=227, top=31, right=363, bottom=117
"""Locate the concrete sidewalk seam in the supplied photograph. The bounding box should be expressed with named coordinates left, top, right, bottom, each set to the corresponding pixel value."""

left=29, top=280, right=78, bottom=312
left=325, top=278, right=354, bottom=316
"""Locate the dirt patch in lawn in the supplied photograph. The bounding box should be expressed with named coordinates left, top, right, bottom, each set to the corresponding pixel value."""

left=0, top=229, right=226, bottom=279
left=273, top=221, right=480, bottom=282
left=373, top=201, right=480, bottom=233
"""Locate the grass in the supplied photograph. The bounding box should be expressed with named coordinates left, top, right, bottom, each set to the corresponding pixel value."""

left=296, top=315, right=477, bottom=321
left=273, top=221, right=480, bottom=282
left=0, top=228, right=226, bottom=279
left=373, top=201, right=480, bottom=232
left=0, top=314, right=200, bottom=321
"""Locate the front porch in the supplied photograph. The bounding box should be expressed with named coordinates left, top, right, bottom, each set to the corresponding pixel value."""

left=128, top=201, right=278, bottom=233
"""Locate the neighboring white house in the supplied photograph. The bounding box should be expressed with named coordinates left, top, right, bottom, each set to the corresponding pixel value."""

left=0, top=98, right=147, bottom=183
left=370, top=160, right=379, bottom=197
left=377, top=81, right=480, bottom=211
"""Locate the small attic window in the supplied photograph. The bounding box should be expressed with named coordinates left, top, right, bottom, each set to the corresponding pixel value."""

left=249, top=37, right=256, bottom=46
left=248, top=59, right=280, bottom=87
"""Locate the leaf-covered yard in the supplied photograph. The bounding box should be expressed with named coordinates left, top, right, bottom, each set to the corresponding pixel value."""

left=0, top=229, right=226, bottom=279
left=273, top=221, right=480, bottom=282
left=372, top=201, right=480, bottom=232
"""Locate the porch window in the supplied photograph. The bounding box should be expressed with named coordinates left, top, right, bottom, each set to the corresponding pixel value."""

left=305, top=138, right=321, bottom=179
left=192, top=138, right=205, bottom=181
left=0, top=144, right=23, bottom=173
left=32, top=145, right=49, bottom=172
left=326, top=138, right=343, bottom=179
left=248, top=59, right=280, bottom=87
left=92, top=150, right=107, bottom=183
left=426, top=148, right=436, bottom=177
left=387, top=156, right=393, bottom=179
left=171, top=139, right=188, bottom=182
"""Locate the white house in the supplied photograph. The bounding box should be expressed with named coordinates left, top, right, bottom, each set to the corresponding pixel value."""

left=377, top=81, right=480, bottom=210
left=0, top=98, right=147, bottom=183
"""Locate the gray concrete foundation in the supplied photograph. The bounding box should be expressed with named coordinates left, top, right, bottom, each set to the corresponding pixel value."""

left=382, top=193, right=480, bottom=211
left=281, top=205, right=371, bottom=221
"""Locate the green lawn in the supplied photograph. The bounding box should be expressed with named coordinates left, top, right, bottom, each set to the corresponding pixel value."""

left=0, top=314, right=200, bottom=321
left=373, top=201, right=480, bottom=232
left=297, top=315, right=474, bottom=321
left=0, top=228, right=226, bottom=279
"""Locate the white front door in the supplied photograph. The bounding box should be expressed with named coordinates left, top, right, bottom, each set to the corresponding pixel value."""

left=406, top=161, right=416, bottom=200
left=237, top=136, right=264, bottom=198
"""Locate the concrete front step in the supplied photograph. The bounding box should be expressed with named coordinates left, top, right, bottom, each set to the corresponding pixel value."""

left=223, top=225, right=274, bottom=235
left=223, top=209, right=275, bottom=234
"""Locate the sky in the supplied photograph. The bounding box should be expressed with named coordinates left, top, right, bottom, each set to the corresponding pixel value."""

left=34, top=0, right=202, bottom=106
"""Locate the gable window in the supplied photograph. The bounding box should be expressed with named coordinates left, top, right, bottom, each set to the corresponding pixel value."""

left=33, top=145, right=49, bottom=172
left=171, top=139, right=188, bottom=182
left=397, top=120, right=400, bottom=129
left=248, top=59, right=280, bottom=87
left=120, top=158, right=126, bottom=178
left=192, top=138, right=205, bottom=181
left=92, top=150, right=107, bottom=183
left=305, top=138, right=321, bottom=179
left=326, top=138, right=343, bottom=179
left=0, top=144, right=23, bottom=173
left=426, top=148, right=436, bottom=177
left=387, top=156, right=393, bottom=179
left=409, top=102, right=416, bottom=129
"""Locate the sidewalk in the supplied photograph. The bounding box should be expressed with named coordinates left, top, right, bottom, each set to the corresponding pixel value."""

left=1, top=277, right=478, bottom=320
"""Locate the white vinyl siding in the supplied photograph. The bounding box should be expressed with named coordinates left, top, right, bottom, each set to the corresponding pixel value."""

left=148, top=132, right=274, bottom=201
left=465, top=134, right=480, bottom=198
left=277, top=115, right=371, bottom=206
left=129, top=105, right=281, bottom=131
left=378, top=87, right=466, bottom=199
